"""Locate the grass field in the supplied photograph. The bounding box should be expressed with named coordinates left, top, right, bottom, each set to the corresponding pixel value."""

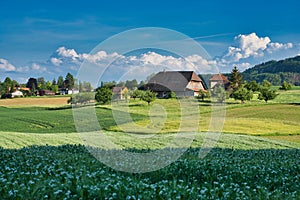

left=0, top=95, right=299, bottom=138
left=0, top=91, right=299, bottom=199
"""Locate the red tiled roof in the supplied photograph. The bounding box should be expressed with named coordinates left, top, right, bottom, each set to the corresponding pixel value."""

left=209, top=74, right=229, bottom=82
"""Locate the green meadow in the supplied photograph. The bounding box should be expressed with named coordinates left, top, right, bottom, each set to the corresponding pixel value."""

left=0, top=89, right=299, bottom=199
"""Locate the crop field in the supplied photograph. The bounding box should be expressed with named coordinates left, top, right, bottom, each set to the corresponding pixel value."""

left=0, top=96, right=69, bottom=107
left=0, top=134, right=299, bottom=199
left=0, top=90, right=299, bottom=199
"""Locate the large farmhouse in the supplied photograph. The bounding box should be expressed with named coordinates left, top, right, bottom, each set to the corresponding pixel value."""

left=142, top=71, right=207, bottom=97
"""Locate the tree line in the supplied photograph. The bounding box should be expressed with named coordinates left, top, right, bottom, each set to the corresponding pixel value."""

left=242, top=55, right=300, bottom=85
left=0, top=73, right=92, bottom=98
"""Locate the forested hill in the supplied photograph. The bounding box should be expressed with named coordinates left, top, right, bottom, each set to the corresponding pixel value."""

left=242, top=55, right=300, bottom=85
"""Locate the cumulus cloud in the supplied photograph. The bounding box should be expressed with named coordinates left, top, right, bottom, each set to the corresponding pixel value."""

left=223, top=33, right=271, bottom=62
left=56, top=46, right=79, bottom=61
left=50, top=57, right=63, bottom=66
left=267, top=42, right=293, bottom=53
left=49, top=47, right=217, bottom=80
left=237, top=33, right=270, bottom=57
left=218, top=32, right=298, bottom=71
left=0, top=58, right=16, bottom=71
left=31, top=63, right=47, bottom=72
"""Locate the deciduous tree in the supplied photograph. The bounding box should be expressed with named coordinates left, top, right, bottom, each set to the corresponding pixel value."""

left=232, top=87, right=253, bottom=103
left=141, top=90, right=156, bottom=105
left=95, top=87, right=113, bottom=104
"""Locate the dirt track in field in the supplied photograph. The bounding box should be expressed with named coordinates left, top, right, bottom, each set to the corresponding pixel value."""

left=0, top=97, right=70, bottom=107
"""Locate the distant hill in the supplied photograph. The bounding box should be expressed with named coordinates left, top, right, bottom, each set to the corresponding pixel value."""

left=242, top=55, right=300, bottom=85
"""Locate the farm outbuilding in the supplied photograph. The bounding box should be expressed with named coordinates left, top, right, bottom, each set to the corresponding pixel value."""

left=209, top=74, right=230, bottom=90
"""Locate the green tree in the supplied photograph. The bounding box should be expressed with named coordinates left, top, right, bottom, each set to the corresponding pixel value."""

left=279, top=81, right=292, bottom=90
left=52, top=78, right=57, bottom=86
left=51, top=85, right=59, bottom=94
left=141, top=90, right=156, bottom=105
left=211, top=85, right=227, bottom=103
left=258, top=87, right=277, bottom=103
left=3, top=77, right=12, bottom=93
left=37, top=77, right=46, bottom=89
left=262, top=80, right=272, bottom=88
left=229, top=66, right=243, bottom=92
left=125, top=79, right=138, bottom=90
left=57, top=76, right=64, bottom=89
left=45, top=81, right=52, bottom=90
left=232, top=87, right=253, bottom=103
left=26, top=78, right=38, bottom=94
left=245, top=80, right=260, bottom=92
left=64, top=73, right=74, bottom=89
left=258, top=81, right=277, bottom=103
left=95, top=87, right=113, bottom=104
left=131, top=89, right=143, bottom=100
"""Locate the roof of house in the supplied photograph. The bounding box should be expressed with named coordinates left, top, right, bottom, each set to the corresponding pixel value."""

left=209, top=74, right=229, bottom=82
left=112, top=86, right=127, bottom=94
left=145, top=71, right=206, bottom=92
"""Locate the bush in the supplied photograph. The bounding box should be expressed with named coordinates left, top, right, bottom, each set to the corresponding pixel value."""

left=232, top=87, right=253, bottom=103
left=95, top=87, right=112, bottom=104
left=168, top=91, right=177, bottom=99
left=211, top=86, right=227, bottom=103
left=279, top=81, right=292, bottom=91
left=258, top=87, right=277, bottom=103
left=141, top=90, right=156, bottom=105
left=68, top=93, right=94, bottom=105
left=1, top=93, right=12, bottom=99
left=197, top=90, right=210, bottom=101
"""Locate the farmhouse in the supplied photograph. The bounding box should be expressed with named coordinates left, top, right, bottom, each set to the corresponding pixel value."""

left=112, top=86, right=129, bottom=100
left=209, top=74, right=230, bottom=90
left=142, top=71, right=207, bottom=97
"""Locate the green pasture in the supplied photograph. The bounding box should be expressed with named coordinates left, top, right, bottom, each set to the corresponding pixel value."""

left=0, top=93, right=299, bottom=138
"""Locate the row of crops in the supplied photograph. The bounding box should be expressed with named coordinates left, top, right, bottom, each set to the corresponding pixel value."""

left=1, top=141, right=299, bottom=199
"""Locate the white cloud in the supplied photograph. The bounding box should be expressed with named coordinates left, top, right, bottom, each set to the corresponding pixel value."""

left=235, top=62, right=251, bottom=71
left=50, top=57, right=63, bottom=66
left=32, top=63, right=47, bottom=72
left=267, top=42, right=293, bottom=53
left=56, top=46, right=79, bottom=61
left=16, top=66, right=30, bottom=72
left=218, top=32, right=298, bottom=72
left=80, top=51, right=121, bottom=64
left=223, top=33, right=271, bottom=62
left=236, top=33, right=270, bottom=57
left=0, top=58, right=16, bottom=71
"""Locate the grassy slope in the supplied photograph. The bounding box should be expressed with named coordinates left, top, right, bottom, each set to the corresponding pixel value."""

left=0, top=131, right=299, bottom=149
left=0, top=91, right=299, bottom=142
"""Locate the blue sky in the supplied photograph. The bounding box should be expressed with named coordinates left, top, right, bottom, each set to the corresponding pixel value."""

left=1, top=0, right=300, bottom=83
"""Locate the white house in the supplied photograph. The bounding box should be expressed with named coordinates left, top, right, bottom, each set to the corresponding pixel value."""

left=11, top=90, right=23, bottom=98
